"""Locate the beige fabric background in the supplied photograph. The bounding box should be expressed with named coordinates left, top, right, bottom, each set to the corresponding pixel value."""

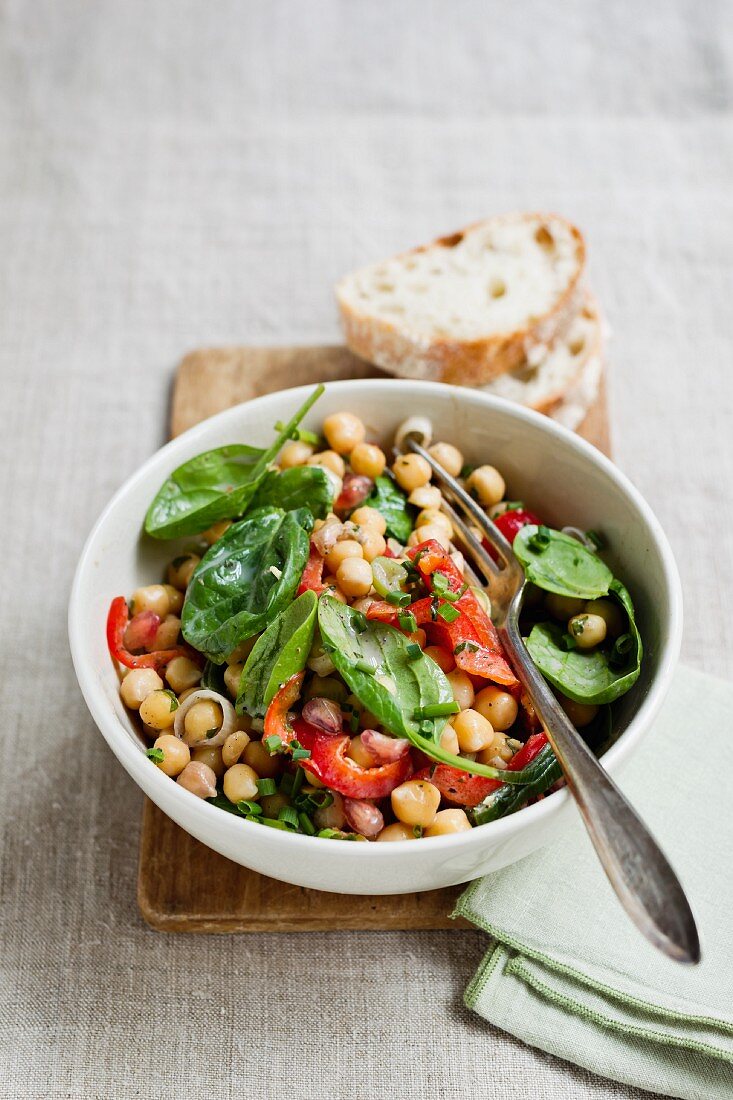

left=1, top=2, right=732, bottom=1097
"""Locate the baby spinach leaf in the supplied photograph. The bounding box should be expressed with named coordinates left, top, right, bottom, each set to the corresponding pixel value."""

left=144, top=385, right=324, bottom=539
left=201, top=660, right=227, bottom=693
left=250, top=465, right=333, bottom=519
left=317, top=596, right=453, bottom=741
left=514, top=526, right=613, bottom=599
left=316, top=597, right=534, bottom=783
left=181, top=507, right=313, bottom=663
left=526, top=579, right=642, bottom=706
left=237, top=590, right=318, bottom=717
left=364, top=475, right=415, bottom=543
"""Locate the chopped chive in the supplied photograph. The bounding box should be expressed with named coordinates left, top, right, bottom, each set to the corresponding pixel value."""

left=355, top=658, right=375, bottom=673
left=236, top=799, right=262, bottom=816
left=291, top=767, right=305, bottom=795
left=406, top=642, right=422, bottom=661
left=273, top=420, right=320, bottom=446
left=264, top=735, right=283, bottom=754
left=256, top=778, right=277, bottom=796
left=419, top=719, right=435, bottom=736
left=352, top=610, right=368, bottom=633
left=385, top=590, right=411, bottom=607
left=145, top=747, right=164, bottom=762
left=292, top=747, right=311, bottom=761
left=459, top=464, right=475, bottom=479
left=317, top=827, right=342, bottom=839
left=398, top=611, right=418, bottom=633
left=298, top=813, right=316, bottom=835
left=610, top=632, right=634, bottom=668
left=560, top=632, right=578, bottom=651
left=278, top=805, right=299, bottom=828
left=412, top=825, right=424, bottom=838
left=437, top=602, right=460, bottom=623
left=415, top=701, right=460, bottom=719
left=313, top=790, right=334, bottom=809
left=527, top=525, right=552, bottom=552
left=162, top=689, right=179, bottom=712
left=453, top=641, right=479, bottom=655
left=279, top=771, right=295, bottom=795
left=258, top=817, right=292, bottom=831
left=348, top=710, right=359, bottom=732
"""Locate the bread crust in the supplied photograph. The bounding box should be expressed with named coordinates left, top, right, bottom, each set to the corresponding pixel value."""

left=336, top=213, right=587, bottom=385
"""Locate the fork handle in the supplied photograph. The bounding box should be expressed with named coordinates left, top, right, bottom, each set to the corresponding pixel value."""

left=499, top=616, right=700, bottom=963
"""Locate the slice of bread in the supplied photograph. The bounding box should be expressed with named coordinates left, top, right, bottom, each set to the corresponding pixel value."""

left=336, top=213, right=586, bottom=385
left=478, top=292, right=604, bottom=415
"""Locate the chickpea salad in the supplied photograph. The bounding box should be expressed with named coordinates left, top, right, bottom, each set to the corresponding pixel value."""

left=107, top=385, right=642, bottom=842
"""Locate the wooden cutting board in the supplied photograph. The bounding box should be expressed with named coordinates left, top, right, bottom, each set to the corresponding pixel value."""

left=138, top=345, right=611, bottom=932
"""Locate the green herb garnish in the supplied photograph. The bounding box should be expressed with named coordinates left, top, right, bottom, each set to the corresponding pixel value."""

left=146, top=747, right=165, bottom=762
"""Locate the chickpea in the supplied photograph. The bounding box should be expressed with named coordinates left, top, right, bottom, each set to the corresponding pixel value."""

left=120, top=668, right=163, bottom=710
left=376, top=822, right=417, bottom=842
left=416, top=509, right=453, bottom=540
left=178, top=687, right=199, bottom=703
left=307, top=450, right=346, bottom=478
left=152, top=733, right=190, bottom=777
left=360, top=530, right=387, bottom=563
left=139, top=689, right=179, bottom=730
left=350, top=442, right=386, bottom=479
left=568, top=613, right=607, bottom=649
left=477, top=730, right=513, bottom=766
left=447, top=669, right=474, bottom=710
left=163, top=584, right=184, bottom=614
left=325, top=539, right=363, bottom=574
left=224, top=662, right=244, bottom=698
left=222, top=729, right=250, bottom=767
left=428, top=442, right=463, bottom=477
left=152, top=615, right=181, bottom=650
left=183, top=700, right=223, bottom=746
left=303, top=768, right=325, bottom=790
left=201, top=520, right=232, bottom=545
left=321, top=578, right=348, bottom=603
left=336, top=557, right=373, bottom=598
left=474, top=686, right=519, bottom=732
left=260, top=792, right=290, bottom=818
left=412, top=628, right=427, bottom=648
left=391, top=779, right=441, bottom=828
left=585, top=598, right=625, bottom=638
left=424, top=645, right=455, bottom=673
left=166, top=554, right=200, bottom=591
left=165, top=656, right=203, bottom=694
left=280, top=439, right=315, bottom=468
left=347, top=734, right=377, bottom=768
left=191, top=745, right=225, bottom=778
left=223, top=763, right=260, bottom=803
left=424, top=809, right=472, bottom=836
left=131, top=584, right=170, bottom=618
left=314, top=791, right=346, bottom=831
left=557, top=692, right=599, bottom=728
left=177, top=760, right=217, bottom=798
left=323, top=411, right=366, bottom=455
left=440, top=723, right=460, bottom=755
left=408, top=484, right=442, bottom=509
left=350, top=506, right=387, bottom=535
left=243, top=739, right=282, bottom=779
left=413, top=524, right=451, bottom=550
left=545, top=592, right=586, bottom=621
left=466, top=465, right=506, bottom=507
left=392, top=453, right=432, bottom=492
left=453, top=708, right=495, bottom=753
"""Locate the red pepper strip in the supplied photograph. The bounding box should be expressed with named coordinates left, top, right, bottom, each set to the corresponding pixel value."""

left=291, top=719, right=411, bottom=799
left=297, top=545, right=326, bottom=595
left=263, top=672, right=305, bottom=747
left=106, top=596, right=193, bottom=671
left=414, top=731, right=550, bottom=807
left=366, top=599, right=405, bottom=625
left=407, top=541, right=519, bottom=687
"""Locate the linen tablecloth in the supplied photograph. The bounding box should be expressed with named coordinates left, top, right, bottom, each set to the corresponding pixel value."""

left=1, top=2, right=732, bottom=1097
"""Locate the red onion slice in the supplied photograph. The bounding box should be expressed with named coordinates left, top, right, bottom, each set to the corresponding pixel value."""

left=124, top=611, right=161, bottom=651
left=344, top=798, right=384, bottom=838
left=302, top=697, right=343, bottom=736
left=360, top=728, right=410, bottom=762
left=173, top=688, right=237, bottom=747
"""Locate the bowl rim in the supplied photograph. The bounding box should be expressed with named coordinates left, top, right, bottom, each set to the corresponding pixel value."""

left=68, top=379, right=683, bottom=858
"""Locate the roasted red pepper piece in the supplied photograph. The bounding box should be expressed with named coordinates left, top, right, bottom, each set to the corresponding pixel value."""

left=297, top=545, right=326, bottom=596
left=106, top=596, right=192, bottom=671
left=335, top=473, right=373, bottom=513
left=493, top=508, right=542, bottom=544
left=291, top=719, right=411, bottom=799
left=263, top=672, right=305, bottom=746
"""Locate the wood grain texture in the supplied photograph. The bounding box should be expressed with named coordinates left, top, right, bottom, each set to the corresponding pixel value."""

left=140, top=344, right=610, bottom=933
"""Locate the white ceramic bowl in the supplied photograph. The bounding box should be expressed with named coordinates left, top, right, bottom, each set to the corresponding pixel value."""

left=69, top=380, right=682, bottom=894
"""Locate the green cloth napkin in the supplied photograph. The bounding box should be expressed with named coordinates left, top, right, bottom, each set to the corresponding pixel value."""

left=454, top=667, right=733, bottom=1100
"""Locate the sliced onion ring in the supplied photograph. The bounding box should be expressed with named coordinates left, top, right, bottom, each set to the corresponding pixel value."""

left=173, top=688, right=237, bottom=747
left=561, top=526, right=598, bottom=551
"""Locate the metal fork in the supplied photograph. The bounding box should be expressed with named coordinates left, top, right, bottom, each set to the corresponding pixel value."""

left=405, top=435, right=700, bottom=964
